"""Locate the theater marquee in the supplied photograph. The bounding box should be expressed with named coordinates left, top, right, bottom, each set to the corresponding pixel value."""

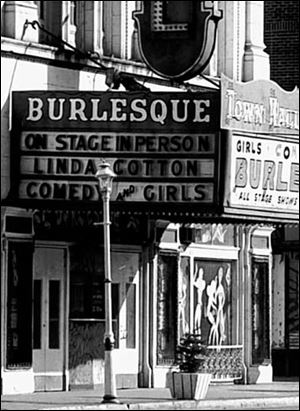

left=227, top=135, right=299, bottom=213
left=11, top=91, right=220, bottom=208
left=221, top=75, right=299, bottom=222
left=221, top=74, right=299, bottom=135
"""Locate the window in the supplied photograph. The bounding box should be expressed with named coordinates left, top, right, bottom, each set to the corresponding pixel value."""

left=157, top=254, right=177, bottom=365
left=49, top=280, right=60, bottom=349
left=38, top=1, right=77, bottom=47
left=157, top=253, right=235, bottom=366
left=287, top=251, right=299, bottom=349
left=252, top=260, right=270, bottom=364
left=33, top=280, right=42, bottom=349
left=69, top=245, right=119, bottom=325
left=6, top=242, right=33, bottom=368
left=193, top=260, right=233, bottom=346
left=70, top=245, right=105, bottom=319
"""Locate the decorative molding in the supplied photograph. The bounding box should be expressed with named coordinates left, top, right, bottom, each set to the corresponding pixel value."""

left=204, top=346, right=244, bottom=380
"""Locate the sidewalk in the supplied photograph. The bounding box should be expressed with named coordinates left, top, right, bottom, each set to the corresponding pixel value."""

left=1, top=380, right=299, bottom=410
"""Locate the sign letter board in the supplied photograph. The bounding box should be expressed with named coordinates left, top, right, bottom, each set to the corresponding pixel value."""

left=11, top=91, right=220, bottom=212
left=221, top=75, right=299, bottom=222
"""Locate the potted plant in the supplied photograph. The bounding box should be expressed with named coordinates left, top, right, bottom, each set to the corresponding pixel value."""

left=168, top=333, right=211, bottom=400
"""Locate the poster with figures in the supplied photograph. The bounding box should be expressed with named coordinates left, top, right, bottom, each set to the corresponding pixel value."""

left=193, top=261, right=232, bottom=346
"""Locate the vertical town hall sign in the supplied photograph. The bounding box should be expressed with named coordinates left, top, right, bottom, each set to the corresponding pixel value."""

left=133, top=1, right=222, bottom=81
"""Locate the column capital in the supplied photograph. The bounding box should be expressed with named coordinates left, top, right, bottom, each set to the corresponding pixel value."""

left=2, top=0, right=38, bottom=41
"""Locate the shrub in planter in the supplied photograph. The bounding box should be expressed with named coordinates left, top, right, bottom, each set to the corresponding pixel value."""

left=176, top=333, right=208, bottom=372
left=169, top=333, right=211, bottom=400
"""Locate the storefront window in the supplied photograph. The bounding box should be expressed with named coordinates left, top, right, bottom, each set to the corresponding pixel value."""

left=157, top=254, right=177, bottom=365
left=70, top=245, right=105, bottom=319
left=33, top=280, right=42, bottom=349
left=287, top=251, right=299, bottom=349
left=252, top=260, right=270, bottom=364
left=49, top=280, right=60, bottom=349
left=6, top=241, right=33, bottom=368
left=193, top=260, right=232, bottom=346
left=69, top=245, right=119, bottom=323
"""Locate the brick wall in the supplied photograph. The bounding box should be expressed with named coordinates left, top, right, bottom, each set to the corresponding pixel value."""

left=264, top=0, right=299, bottom=91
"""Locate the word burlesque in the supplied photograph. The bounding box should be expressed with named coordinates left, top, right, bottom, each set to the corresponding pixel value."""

left=26, top=96, right=212, bottom=125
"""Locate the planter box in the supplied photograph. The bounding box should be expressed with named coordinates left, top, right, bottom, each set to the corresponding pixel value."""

left=169, top=372, right=211, bottom=400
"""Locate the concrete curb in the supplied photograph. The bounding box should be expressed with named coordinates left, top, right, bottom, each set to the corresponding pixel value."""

left=42, top=396, right=299, bottom=410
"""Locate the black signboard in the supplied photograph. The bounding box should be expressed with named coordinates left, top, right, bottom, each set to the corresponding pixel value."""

left=10, top=91, right=220, bottom=211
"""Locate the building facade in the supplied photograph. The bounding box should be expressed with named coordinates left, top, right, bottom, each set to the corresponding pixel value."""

left=264, top=0, right=299, bottom=377
left=264, top=0, right=299, bottom=91
left=1, top=1, right=299, bottom=395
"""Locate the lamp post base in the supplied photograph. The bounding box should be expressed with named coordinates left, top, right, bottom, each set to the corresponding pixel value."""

left=103, top=346, right=118, bottom=404
left=102, top=395, right=119, bottom=404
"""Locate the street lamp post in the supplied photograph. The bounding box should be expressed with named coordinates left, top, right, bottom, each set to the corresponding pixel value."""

left=95, top=160, right=118, bottom=404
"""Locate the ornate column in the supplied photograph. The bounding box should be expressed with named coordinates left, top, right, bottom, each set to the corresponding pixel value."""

left=217, top=1, right=246, bottom=81
left=243, top=0, right=270, bottom=81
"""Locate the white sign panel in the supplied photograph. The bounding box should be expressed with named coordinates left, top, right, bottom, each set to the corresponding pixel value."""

left=228, top=135, right=299, bottom=213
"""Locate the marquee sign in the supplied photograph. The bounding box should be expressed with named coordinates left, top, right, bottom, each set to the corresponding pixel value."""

left=11, top=91, right=220, bottom=209
left=224, top=134, right=299, bottom=219
left=221, top=75, right=299, bottom=221
left=221, top=75, right=299, bottom=135
left=133, top=1, right=222, bottom=81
